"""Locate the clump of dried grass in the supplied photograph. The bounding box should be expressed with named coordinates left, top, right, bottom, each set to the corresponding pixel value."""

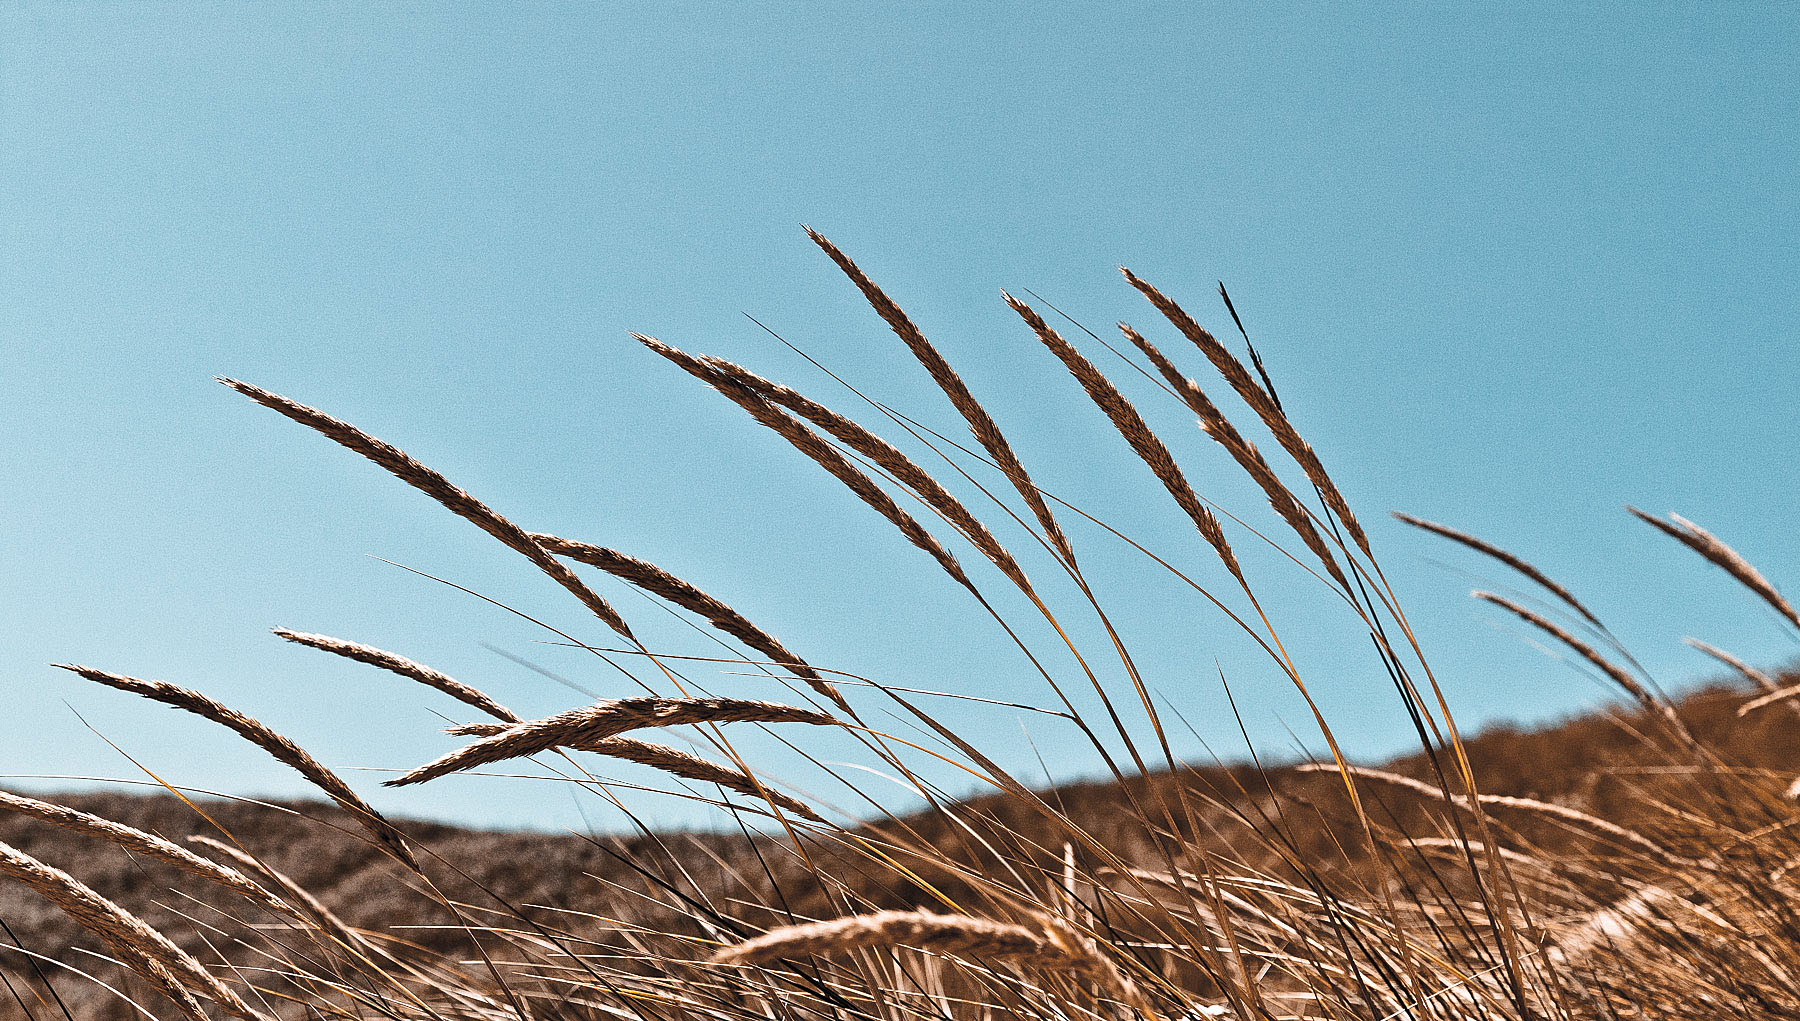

left=0, top=840, right=267, bottom=1021
left=1294, top=762, right=1675, bottom=860
left=185, top=835, right=387, bottom=963
left=17, top=231, right=1800, bottom=1021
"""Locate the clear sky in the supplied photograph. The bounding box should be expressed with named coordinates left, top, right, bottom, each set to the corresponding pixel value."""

left=3, top=4, right=1797, bottom=832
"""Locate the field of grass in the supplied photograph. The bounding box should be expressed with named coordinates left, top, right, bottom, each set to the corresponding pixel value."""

left=7, top=232, right=1800, bottom=1019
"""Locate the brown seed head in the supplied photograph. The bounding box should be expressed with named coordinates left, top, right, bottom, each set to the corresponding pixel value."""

left=219, top=377, right=634, bottom=639
left=1006, top=293, right=1241, bottom=583
left=274, top=628, right=519, bottom=723
left=392, top=696, right=838, bottom=787
left=807, top=228, right=1078, bottom=568
left=54, top=663, right=418, bottom=870
left=1120, top=270, right=1369, bottom=557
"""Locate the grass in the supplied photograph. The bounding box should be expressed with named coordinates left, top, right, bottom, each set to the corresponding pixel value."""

left=6, top=229, right=1800, bottom=1019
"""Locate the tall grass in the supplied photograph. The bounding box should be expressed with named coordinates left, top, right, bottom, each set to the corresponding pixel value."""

left=9, top=231, right=1800, bottom=1019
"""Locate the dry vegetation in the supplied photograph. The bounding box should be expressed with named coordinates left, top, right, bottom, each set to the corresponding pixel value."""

left=8, top=231, right=1800, bottom=1019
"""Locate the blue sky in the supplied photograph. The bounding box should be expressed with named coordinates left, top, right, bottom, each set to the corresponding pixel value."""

left=3, top=4, right=1797, bottom=832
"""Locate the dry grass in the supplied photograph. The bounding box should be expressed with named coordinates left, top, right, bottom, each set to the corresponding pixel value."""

left=49, top=664, right=419, bottom=870
left=806, top=226, right=1078, bottom=569
left=0, top=841, right=260, bottom=1021
left=527, top=530, right=849, bottom=711
left=1628, top=508, right=1800, bottom=628
left=444, top=724, right=825, bottom=823
left=1394, top=514, right=1602, bottom=628
left=273, top=628, right=522, bottom=723
left=0, top=792, right=287, bottom=919
left=1123, top=322, right=1346, bottom=590
left=9, top=230, right=1800, bottom=1020
left=219, top=378, right=635, bottom=640
left=710, top=909, right=1151, bottom=1015
left=1008, top=292, right=1241, bottom=583
left=1468, top=592, right=1702, bottom=753
left=639, top=332, right=975, bottom=596
left=689, top=353, right=1035, bottom=596
left=1120, top=268, right=1368, bottom=557
left=389, top=696, right=840, bottom=787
